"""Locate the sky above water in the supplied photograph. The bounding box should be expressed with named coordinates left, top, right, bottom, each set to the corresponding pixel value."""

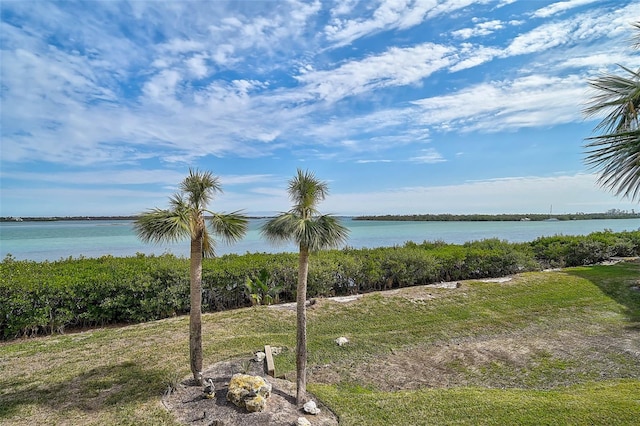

left=1, top=0, right=639, bottom=217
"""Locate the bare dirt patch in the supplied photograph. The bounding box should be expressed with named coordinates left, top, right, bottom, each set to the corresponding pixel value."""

left=309, top=324, right=640, bottom=391
left=163, top=358, right=338, bottom=426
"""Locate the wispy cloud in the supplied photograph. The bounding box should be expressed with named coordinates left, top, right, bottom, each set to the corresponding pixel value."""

left=532, top=0, right=600, bottom=19
left=2, top=0, right=638, bottom=217
left=409, top=148, right=446, bottom=164
left=452, top=19, right=507, bottom=39
left=295, top=42, right=455, bottom=102
left=356, top=159, right=393, bottom=164
left=411, top=74, right=586, bottom=132
left=324, top=0, right=493, bottom=47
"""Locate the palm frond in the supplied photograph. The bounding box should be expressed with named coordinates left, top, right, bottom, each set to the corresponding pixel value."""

left=202, top=229, right=217, bottom=258
left=207, top=211, right=249, bottom=245
left=168, top=193, right=191, bottom=222
left=585, top=130, right=640, bottom=200
left=180, top=168, right=222, bottom=209
left=583, top=22, right=640, bottom=202
left=584, top=66, right=640, bottom=134
left=261, top=212, right=349, bottom=251
left=133, top=208, right=191, bottom=244
left=263, top=170, right=349, bottom=250
left=293, top=215, right=349, bottom=252
left=261, top=213, right=299, bottom=245
left=288, top=169, right=328, bottom=216
left=312, top=214, right=350, bottom=250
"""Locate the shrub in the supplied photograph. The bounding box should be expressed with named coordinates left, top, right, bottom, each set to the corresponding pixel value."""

left=2, top=230, right=638, bottom=340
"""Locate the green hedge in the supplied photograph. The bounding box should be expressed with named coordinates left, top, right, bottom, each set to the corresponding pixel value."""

left=530, top=230, right=640, bottom=268
left=1, top=230, right=638, bottom=340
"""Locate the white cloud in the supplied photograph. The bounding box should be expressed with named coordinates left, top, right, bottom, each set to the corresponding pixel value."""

left=3, top=0, right=639, bottom=220
left=324, top=0, right=487, bottom=47
left=330, top=0, right=359, bottom=17
left=506, top=2, right=640, bottom=58
left=296, top=42, right=454, bottom=102
left=449, top=45, right=501, bottom=71
left=211, top=44, right=237, bottom=65
left=411, top=74, right=586, bottom=132
left=506, top=21, right=574, bottom=56
left=409, top=148, right=446, bottom=163
left=356, top=159, right=393, bottom=163
left=4, top=0, right=631, bottom=174
left=558, top=53, right=634, bottom=70
left=532, top=0, right=599, bottom=19
left=142, top=69, right=182, bottom=106
left=159, top=38, right=206, bottom=54
left=451, top=19, right=504, bottom=39
left=186, top=55, right=208, bottom=78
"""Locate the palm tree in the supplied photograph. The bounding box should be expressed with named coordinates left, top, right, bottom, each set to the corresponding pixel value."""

left=583, top=22, right=640, bottom=201
left=134, top=169, right=248, bottom=385
left=261, top=169, right=349, bottom=405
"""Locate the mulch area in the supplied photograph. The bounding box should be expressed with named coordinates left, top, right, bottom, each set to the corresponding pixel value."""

left=162, top=358, right=339, bottom=426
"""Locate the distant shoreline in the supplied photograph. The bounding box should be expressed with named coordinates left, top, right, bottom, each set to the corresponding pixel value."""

left=352, top=213, right=640, bottom=222
left=0, top=216, right=139, bottom=222
left=2, top=212, right=639, bottom=222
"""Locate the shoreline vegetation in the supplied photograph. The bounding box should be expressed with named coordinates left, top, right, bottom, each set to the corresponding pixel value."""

left=1, top=211, right=639, bottom=222
left=0, top=215, right=270, bottom=222
left=2, top=229, right=639, bottom=340
left=353, top=211, right=640, bottom=221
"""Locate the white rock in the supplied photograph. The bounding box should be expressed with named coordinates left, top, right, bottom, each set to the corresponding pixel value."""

left=254, top=351, right=266, bottom=362
left=303, top=400, right=321, bottom=415
left=297, top=417, right=312, bottom=426
left=335, top=337, right=349, bottom=346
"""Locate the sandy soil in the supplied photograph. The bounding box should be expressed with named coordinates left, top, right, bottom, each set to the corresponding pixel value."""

left=163, top=359, right=338, bottom=426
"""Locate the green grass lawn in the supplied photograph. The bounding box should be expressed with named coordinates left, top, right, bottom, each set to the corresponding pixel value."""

left=1, top=261, right=638, bottom=425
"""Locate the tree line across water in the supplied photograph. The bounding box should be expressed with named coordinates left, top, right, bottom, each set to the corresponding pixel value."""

left=2, top=229, right=639, bottom=341
left=354, top=212, right=640, bottom=221
left=2, top=211, right=639, bottom=222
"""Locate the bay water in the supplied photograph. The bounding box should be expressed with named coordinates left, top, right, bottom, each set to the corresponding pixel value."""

left=1, top=218, right=638, bottom=262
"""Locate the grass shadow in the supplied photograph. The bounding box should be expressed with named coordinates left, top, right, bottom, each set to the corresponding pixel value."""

left=564, top=259, right=640, bottom=325
left=0, top=360, right=168, bottom=420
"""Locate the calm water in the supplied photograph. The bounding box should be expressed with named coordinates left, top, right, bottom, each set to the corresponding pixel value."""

left=1, top=218, right=638, bottom=262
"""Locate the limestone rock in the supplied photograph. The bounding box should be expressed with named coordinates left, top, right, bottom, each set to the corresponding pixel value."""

left=335, top=337, right=349, bottom=346
left=303, top=400, right=321, bottom=415
left=226, top=373, right=272, bottom=413
left=297, top=417, right=312, bottom=426
left=244, top=394, right=267, bottom=412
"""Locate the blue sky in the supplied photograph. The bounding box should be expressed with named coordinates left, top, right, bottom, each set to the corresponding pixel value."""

left=1, top=0, right=639, bottom=217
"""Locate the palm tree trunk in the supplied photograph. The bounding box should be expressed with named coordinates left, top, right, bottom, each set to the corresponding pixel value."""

left=296, top=244, right=310, bottom=406
left=189, top=219, right=204, bottom=385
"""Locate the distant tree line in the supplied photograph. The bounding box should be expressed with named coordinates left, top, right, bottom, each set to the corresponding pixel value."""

left=354, top=212, right=640, bottom=222
left=3, top=211, right=639, bottom=223
left=0, top=216, right=139, bottom=222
